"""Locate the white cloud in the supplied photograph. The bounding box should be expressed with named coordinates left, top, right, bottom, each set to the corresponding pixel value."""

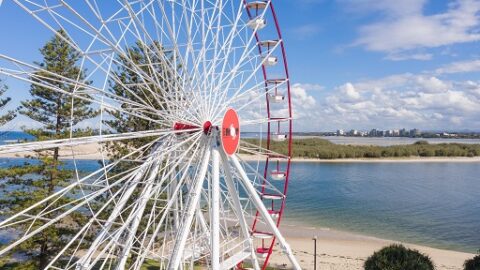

left=292, top=83, right=324, bottom=91
left=384, top=53, right=433, bottom=61
left=338, top=83, right=361, bottom=102
left=290, top=24, right=321, bottom=40
left=311, top=74, right=480, bottom=130
left=352, top=0, right=480, bottom=57
left=434, top=59, right=480, bottom=74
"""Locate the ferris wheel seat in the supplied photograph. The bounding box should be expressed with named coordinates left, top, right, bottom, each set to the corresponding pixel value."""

left=247, top=17, right=267, bottom=30
left=271, top=170, right=286, bottom=180
left=262, top=193, right=284, bottom=200
left=256, top=247, right=270, bottom=258
left=272, top=133, right=288, bottom=142
left=246, top=1, right=268, bottom=10
left=259, top=39, right=280, bottom=48
left=268, top=94, right=285, bottom=103
left=267, top=78, right=287, bottom=84
left=262, top=56, right=278, bottom=66
left=252, top=231, right=273, bottom=239
left=268, top=209, right=280, bottom=218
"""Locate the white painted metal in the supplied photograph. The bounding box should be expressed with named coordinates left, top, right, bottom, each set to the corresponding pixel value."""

left=231, top=155, right=302, bottom=270
left=220, top=151, right=261, bottom=270
left=211, top=148, right=220, bottom=270
left=0, top=1, right=301, bottom=269
left=168, top=146, right=211, bottom=270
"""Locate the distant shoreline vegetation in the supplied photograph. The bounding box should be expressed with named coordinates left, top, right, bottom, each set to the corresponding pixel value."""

left=244, top=138, right=480, bottom=159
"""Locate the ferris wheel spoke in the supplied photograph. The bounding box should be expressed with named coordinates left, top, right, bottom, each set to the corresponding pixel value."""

left=130, top=138, right=206, bottom=269
left=0, top=135, right=165, bottom=258
left=214, top=53, right=283, bottom=120
left=0, top=128, right=199, bottom=155
left=118, top=2, right=188, bottom=114
left=168, top=142, right=211, bottom=270
left=15, top=0, right=189, bottom=118
left=0, top=67, right=166, bottom=126
left=208, top=3, right=271, bottom=118
left=78, top=134, right=204, bottom=269
left=239, top=140, right=288, bottom=160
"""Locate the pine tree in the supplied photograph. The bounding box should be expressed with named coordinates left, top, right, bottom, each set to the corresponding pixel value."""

left=0, top=79, right=15, bottom=126
left=105, top=40, right=175, bottom=168
left=0, top=29, right=97, bottom=269
left=103, top=41, right=176, bottom=267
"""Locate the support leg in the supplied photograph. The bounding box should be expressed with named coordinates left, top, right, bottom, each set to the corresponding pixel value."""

left=211, top=148, right=220, bottom=270
left=230, top=155, right=301, bottom=270
left=220, top=151, right=260, bottom=270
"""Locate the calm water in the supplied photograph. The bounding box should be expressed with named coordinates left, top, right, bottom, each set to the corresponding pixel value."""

left=0, top=155, right=479, bottom=253
left=283, top=162, right=480, bottom=253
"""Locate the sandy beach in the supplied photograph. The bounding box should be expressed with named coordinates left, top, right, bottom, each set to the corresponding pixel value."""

left=267, top=224, right=475, bottom=270
left=0, top=143, right=106, bottom=160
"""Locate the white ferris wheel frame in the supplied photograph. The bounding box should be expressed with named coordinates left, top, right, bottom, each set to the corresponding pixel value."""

left=0, top=0, right=299, bottom=269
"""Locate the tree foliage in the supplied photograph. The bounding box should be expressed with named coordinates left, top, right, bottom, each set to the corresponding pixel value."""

left=364, top=244, right=434, bottom=270
left=100, top=41, right=176, bottom=267
left=244, top=138, right=480, bottom=159
left=0, top=29, right=96, bottom=269
left=104, top=40, right=175, bottom=166
left=464, top=254, right=480, bottom=270
left=0, top=79, right=15, bottom=126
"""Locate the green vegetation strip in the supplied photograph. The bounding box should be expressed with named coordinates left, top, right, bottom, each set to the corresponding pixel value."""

left=244, top=138, right=480, bottom=159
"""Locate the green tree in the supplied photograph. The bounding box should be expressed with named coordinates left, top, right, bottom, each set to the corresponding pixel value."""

left=464, top=254, right=480, bottom=270
left=0, top=29, right=97, bottom=269
left=104, top=40, right=174, bottom=169
left=364, top=244, right=434, bottom=270
left=101, top=41, right=175, bottom=267
left=0, top=79, right=15, bottom=125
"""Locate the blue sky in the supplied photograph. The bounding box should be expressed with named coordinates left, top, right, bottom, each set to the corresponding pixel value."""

left=1, top=0, right=480, bottom=132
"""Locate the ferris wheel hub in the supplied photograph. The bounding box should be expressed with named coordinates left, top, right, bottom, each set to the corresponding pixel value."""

left=221, top=108, right=240, bottom=156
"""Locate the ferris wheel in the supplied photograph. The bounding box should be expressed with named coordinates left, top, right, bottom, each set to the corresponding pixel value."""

left=0, top=1, right=299, bottom=269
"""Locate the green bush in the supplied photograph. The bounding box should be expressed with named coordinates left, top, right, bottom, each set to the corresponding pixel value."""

left=364, top=244, right=434, bottom=270
left=464, top=254, right=480, bottom=270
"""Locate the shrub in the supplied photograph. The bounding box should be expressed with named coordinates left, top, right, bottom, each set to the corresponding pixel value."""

left=364, top=244, right=434, bottom=270
left=464, top=254, right=480, bottom=270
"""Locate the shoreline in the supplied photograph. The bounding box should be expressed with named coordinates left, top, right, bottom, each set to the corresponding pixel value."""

left=269, top=223, right=475, bottom=270
left=239, top=154, right=480, bottom=163
left=1, top=143, right=480, bottom=162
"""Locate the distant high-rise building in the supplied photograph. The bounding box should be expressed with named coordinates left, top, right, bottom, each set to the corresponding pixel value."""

left=400, top=128, right=407, bottom=137
left=337, top=129, right=344, bottom=136
left=409, top=128, right=421, bottom=137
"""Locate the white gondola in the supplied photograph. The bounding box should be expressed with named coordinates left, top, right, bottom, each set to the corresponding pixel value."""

left=259, top=39, right=279, bottom=48
left=270, top=170, right=286, bottom=181
left=247, top=17, right=267, bottom=30
left=268, top=93, right=285, bottom=103
left=272, top=133, right=287, bottom=142
left=256, top=248, right=270, bottom=258
left=262, top=56, right=278, bottom=66
left=246, top=1, right=268, bottom=10
left=252, top=231, right=273, bottom=239
left=268, top=210, right=280, bottom=219
left=262, top=193, right=283, bottom=200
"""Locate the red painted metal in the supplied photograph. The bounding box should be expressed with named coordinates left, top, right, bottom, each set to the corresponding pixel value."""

left=242, top=1, right=293, bottom=269
left=173, top=121, right=212, bottom=135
